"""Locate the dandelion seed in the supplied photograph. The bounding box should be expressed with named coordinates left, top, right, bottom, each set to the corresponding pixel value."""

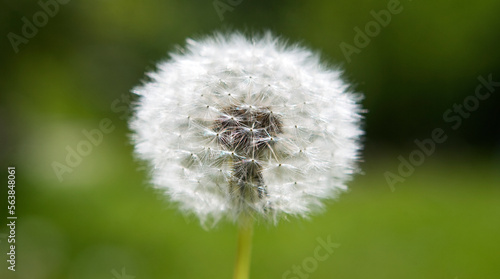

left=130, top=32, right=363, bottom=227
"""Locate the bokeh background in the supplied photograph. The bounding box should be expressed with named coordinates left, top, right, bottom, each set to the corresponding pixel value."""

left=1, top=0, right=499, bottom=278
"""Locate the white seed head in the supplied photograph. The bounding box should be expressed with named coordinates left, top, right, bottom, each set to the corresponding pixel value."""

left=130, top=32, right=364, bottom=227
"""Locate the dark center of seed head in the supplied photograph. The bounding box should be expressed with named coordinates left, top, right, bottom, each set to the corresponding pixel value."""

left=213, top=106, right=283, bottom=154
left=212, top=105, right=283, bottom=201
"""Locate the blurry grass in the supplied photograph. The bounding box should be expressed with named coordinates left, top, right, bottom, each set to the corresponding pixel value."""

left=2, top=1, right=500, bottom=278
left=1, top=148, right=499, bottom=279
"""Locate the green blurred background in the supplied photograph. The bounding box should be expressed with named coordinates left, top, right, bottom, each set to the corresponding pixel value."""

left=1, top=0, right=499, bottom=278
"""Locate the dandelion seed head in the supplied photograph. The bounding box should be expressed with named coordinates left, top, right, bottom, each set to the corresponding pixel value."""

left=130, top=32, right=364, bottom=227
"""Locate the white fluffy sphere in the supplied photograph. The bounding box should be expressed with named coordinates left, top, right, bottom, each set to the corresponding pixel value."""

left=130, top=32, right=363, bottom=226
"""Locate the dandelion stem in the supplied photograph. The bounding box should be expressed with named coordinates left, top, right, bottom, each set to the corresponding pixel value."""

left=233, top=216, right=254, bottom=279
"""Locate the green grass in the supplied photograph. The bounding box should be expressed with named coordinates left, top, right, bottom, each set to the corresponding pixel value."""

left=1, top=147, right=499, bottom=279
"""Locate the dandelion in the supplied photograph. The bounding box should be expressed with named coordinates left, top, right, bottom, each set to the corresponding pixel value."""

left=129, top=32, right=363, bottom=279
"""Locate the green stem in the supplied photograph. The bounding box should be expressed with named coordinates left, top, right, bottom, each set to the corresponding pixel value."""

left=233, top=217, right=254, bottom=279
